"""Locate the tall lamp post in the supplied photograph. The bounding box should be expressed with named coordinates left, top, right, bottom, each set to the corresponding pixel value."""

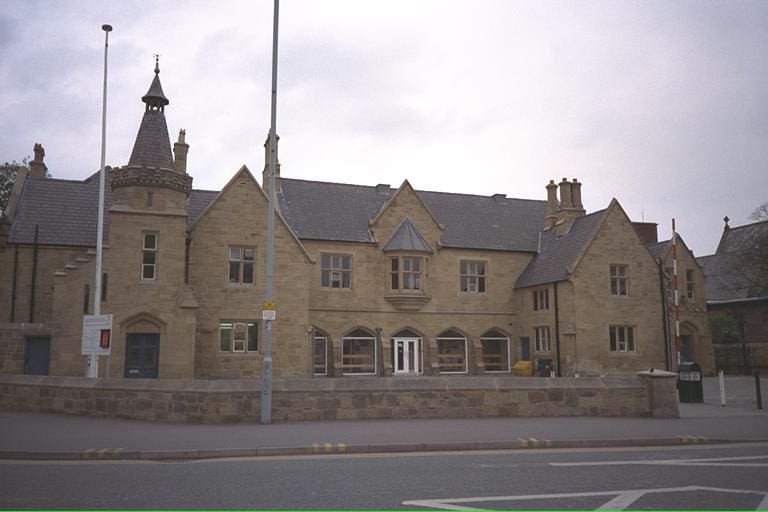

left=86, top=23, right=112, bottom=378
left=261, top=0, right=279, bottom=424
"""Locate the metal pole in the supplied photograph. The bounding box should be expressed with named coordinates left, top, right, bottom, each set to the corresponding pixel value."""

left=671, top=218, right=681, bottom=370
left=87, top=24, right=111, bottom=378
left=261, top=0, right=279, bottom=424
left=719, top=369, right=726, bottom=407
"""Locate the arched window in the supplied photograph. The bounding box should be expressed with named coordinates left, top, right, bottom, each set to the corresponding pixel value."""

left=436, top=329, right=467, bottom=373
left=342, top=328, right=376, bottom=375
left=481, top=329, right=510, bottom=372
left=313, top=328, right=329, bottom=376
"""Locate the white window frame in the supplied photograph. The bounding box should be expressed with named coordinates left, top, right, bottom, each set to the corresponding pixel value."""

left=460, top=260, right=486, bottom=293
left=321, top=254, right=352, bottom=289
left=219, top=320, right=259, bottom=353
left=609, top=325, right=636, bottom=352
left=342, top=333, right=377, bottom=375
left=228, top=246, right=255, bottom=285
left=534, top=326, right=551, bottom=353
left=436, top=334, right=468, bottom=374
left=142, top=232, right=157, bottom=280
left=393, top=337, right=423, bottom=375
left=685, top=269, right=695, bottom=300
left=481, top=334, right=511, bottom=373
left=610, top=264, right=628, bottom=296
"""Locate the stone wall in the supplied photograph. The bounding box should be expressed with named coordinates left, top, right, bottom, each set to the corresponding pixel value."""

left=0, top=373, right=678, bottom=423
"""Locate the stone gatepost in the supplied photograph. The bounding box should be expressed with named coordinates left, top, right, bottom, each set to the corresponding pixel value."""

left=637, top=369, right=679, bottom=418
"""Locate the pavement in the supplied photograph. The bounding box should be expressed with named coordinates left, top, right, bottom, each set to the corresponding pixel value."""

left=1, top=376, right=766, bottom=461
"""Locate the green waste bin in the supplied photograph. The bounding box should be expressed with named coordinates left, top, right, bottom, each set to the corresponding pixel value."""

left=677, top=361, right=703, bottom=403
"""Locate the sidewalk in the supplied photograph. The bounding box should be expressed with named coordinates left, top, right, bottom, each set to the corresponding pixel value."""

left=1, top=377, right=766, bottom=461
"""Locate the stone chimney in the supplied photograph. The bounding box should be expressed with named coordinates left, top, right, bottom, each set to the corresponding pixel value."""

left=29, top=143, right=48, bottom=178
left=558, top=178, right=573, bottom=209
left=572, top=178, right=583, bottom=209
left=553, top=177, right=587, bottom=235
left=543, top=180, right=559, bottom=230
left=261, top=133, right=281, bottom=196
left=173, top=129, right=189, bottom=174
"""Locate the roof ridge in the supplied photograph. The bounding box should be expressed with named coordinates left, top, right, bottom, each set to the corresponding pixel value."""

left=281, top=177, right=548, bottom=203
left=729, top=218, right=768, bottom=230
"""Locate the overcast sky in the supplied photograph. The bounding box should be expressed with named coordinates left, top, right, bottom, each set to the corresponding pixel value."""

left=1, top=0, right=766, bottom=256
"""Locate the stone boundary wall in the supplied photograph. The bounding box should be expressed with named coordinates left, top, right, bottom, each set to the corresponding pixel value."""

left=0, top=372, right=677, bottom=423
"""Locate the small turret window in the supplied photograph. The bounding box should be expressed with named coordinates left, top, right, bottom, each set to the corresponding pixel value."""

left=142, top=233, right=157, bottom=280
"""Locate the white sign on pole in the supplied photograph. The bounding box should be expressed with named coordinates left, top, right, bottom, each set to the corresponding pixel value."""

left=262, top=309, right=276, bottom=321
left=81, top=314, right=113, bottom=356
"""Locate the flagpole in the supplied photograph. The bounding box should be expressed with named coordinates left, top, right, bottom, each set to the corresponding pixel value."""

left=87, top=23, right=112, bottom=378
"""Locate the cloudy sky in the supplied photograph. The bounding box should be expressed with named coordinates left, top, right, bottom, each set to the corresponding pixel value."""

left=1, top=0, right=766, bottom=256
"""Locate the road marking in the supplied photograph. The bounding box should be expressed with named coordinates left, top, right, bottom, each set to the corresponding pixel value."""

left=404, top=485, right=768, bottom=511
left=551, top=454, right=768, bottom=467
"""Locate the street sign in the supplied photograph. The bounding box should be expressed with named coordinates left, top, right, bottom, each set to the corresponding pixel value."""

left=262, top=301, right=277, bottom=310
left=81, top=314, right=113, bottom=356
left=262, top=309, right=277, bottom=321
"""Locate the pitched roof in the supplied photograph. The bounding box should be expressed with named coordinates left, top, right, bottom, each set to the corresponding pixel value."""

left=514, top=209, right=608, bottom=288
left=278, top=178, right=547, bottom=251
left=127, top=110, right=174, bottom=169
left=647, top=240, right=671, bottom=261
left=698, top=219, right=768, bottom=302
left=8, top=171, right=214, bottom=246
left=382, top=217, right=433, bottom=253
left=9, top=174, right=550, bottom=252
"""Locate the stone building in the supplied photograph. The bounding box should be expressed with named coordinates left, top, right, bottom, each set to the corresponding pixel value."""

left=0, top=64, right=707, bottom=380
left=698, top=218, right=768, bottom=374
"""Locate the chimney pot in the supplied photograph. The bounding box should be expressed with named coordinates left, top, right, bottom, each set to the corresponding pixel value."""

left=29, top=143, right=48, bottom=178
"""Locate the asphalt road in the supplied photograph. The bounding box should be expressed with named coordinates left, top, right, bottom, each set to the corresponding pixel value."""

left=2, top=443, right=767, bottom=510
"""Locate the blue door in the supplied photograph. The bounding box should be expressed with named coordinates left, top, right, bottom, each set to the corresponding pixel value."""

left=520, top=337, right=531, bottom=361
left=124, top=333, right=160, bottom=378
left=24, top=337, right=51, bottom=375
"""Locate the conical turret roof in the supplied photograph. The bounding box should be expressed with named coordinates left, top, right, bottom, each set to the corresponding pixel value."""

left=128, top=59, right=174, bottom=169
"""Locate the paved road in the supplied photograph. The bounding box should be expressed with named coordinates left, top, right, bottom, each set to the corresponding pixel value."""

left=1, top=443, right=767, bottom=509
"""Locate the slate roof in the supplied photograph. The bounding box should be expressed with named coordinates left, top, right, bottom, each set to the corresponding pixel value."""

left=278, top=178, right=548, bottom=251
left=514, top=209, right=608, bottom=288
left=8, top=171, right=215, bottom=246
left=142, top=73, right=169, bottom=107
left=127, top=110, right=174, bottom=169
left=647, top=240, right=671, bottom=261
left=382, top=217, right=433, bottom=253
left=698, top=220, right=768, bottom=302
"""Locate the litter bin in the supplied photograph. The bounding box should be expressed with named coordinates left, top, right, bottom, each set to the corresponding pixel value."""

left=536, top=358, right=553, bottom=377
left=677, top=361, right=703, bottom=403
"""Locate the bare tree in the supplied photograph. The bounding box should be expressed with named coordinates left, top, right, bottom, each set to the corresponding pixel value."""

left=750, top=201, right=768, bottom=221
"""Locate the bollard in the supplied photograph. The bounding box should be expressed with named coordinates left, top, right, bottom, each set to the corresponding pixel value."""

left=719, top=370, right=726, bottom=407
left=755, top=371, right=763, bottom=410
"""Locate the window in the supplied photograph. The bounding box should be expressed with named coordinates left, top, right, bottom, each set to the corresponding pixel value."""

left=609, top=325, right=636, bottom=352
left=534, top=326, right=550, bottom=352
left=390, top=256, right=423, bottom=291
left=481, top=329, right=510, bottom=372
left=219, top=321, right=258, bottom=353
left=83, top=284, right=90, bottom=314
left=228, top=247, right=255, bottom=284
left=436, top=329, right=467, bottom=373
left=142, top=233, right=157, bottom=280
left=321, top=254, right=351, bottom=289
left=610, top=264, right=627, bottom=296
left=101, top=273, right=108, bottom=302
left=686, top=269, right=695, bottom=300
left=533, top=288, right=549, bottom=310
left=460, top=261, right=486, bottom=293
left=342, top=329, right=376, bottom=375
left=313, top=333, right=328, bottom=375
